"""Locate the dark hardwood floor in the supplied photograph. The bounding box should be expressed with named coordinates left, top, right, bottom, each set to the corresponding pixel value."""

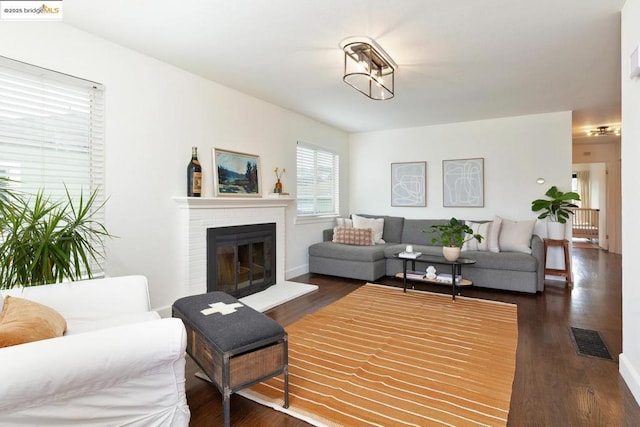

left=186, top=247, right=640, bottom=426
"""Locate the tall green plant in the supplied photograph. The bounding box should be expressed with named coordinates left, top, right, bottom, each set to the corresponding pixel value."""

left=531, top=186, right=580, bottom=224
left=0, top=185, right=112, bottom=289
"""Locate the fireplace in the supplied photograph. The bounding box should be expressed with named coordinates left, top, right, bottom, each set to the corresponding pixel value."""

left=207, top=223, right=276, bottom=298
left=174, top=197, right=292, bottom=298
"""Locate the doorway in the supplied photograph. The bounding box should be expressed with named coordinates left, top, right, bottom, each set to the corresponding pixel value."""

left=571, top=163, right=606, bottom=249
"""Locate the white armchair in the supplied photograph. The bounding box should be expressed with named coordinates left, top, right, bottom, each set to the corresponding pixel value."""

left=0, top=275, right=190, bottom=426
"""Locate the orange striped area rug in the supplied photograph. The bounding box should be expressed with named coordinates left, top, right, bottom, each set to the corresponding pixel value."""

left=239, top=283, right=518, bottom=426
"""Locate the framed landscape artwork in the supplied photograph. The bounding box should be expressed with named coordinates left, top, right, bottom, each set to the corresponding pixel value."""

left=213, top=148, right=262, bottom=197
left=442, top=158, right=484, bottom=207
left=391, top=161, right=426, bottom=207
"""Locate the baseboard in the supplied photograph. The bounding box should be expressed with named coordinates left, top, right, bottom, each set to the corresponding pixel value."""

left=620, top=353, right=640, bottom=405
left=286, top=263, right=309, bottom=280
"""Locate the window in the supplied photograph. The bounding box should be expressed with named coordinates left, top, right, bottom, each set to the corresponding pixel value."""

left=296, top=142, right=339, bottom=217
left=0, top=56, right=105, bottom=270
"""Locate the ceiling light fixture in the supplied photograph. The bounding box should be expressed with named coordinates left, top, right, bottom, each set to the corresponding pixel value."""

left=586, top=126, right=621, bottom=137
left=340, top=36, right=397, bottom=100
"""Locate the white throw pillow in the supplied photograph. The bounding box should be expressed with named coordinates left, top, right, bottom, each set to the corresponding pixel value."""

left=352, top=214, right=385, bottom=244
left=498, top=217, right=535, bottom=254
left=488, top=216, right=502, bottom=253
left=462, top=221, right=492, bottom=252
left=335, top=217, right=353, bottom=228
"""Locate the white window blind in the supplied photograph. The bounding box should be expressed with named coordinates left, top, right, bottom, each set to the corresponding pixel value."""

left=0, top=56, right=106, bottom=271
left=296, top=142, right=339, bottom=216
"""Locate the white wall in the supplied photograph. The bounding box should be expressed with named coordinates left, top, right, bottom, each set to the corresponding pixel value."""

left=349, top=112, right=573, bottom=232
left=621, top=0, right=640, bottom=405
left=0, top=22, right=348, bottom=311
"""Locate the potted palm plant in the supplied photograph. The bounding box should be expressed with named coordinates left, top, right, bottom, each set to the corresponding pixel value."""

left=0, top=178, right=112, bottom=289
left=531, top=186, right=580, bottom=240
left=426, top=217, right=483, bottom=261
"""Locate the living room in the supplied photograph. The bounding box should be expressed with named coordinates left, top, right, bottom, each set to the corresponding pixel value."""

left=1, top=0, right=640, bottom=425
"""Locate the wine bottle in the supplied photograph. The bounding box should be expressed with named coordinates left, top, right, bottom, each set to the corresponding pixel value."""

left=187, top=146, right=202, bottom=197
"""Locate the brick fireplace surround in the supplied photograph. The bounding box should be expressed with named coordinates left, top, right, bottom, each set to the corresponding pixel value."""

left=174, top=197, right=294, bottom=298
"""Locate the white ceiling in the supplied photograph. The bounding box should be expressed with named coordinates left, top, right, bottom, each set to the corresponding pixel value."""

left=64, top=0, right=624, bottom=136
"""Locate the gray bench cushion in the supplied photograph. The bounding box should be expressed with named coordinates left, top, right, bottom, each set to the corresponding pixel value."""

left=309, top=241, right=388, bottom=262
left=172, top=292, right=285, bottom=355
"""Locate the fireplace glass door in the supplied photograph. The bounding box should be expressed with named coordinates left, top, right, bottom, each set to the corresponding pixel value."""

left=207, top=223, right=275, bottom=298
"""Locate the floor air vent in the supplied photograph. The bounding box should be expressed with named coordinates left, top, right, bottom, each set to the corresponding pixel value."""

left=570, top=327, right=613, bottom=360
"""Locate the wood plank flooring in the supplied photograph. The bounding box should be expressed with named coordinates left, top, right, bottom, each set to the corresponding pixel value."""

left=185, top=247, right=640, bottom=426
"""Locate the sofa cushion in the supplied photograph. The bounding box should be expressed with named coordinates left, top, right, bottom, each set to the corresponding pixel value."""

left=385, top=244, right=537, bottom=272
left=0, top=296, right=67, bottom=348
left=464, top=250, right=538, bottom=272
left=498, top=218, right=536, bottom=254
left=332, top=226, right=374, bottom=246
left=462, top=221, right=491, bottom=251
left=356, top=214, right=405, bottom=243
left=462, top=218, right=501, bottom=252
left=488, top=216, right=503, bottom=252
left=65, top=311, right=161, bottom=335
left=352, top=214, right=385, bottom=243
left=401, top=219, right=450, bottom=246
left=335, top=217, right=353, bottom=228
left=309, top=241, right=387, bottom=262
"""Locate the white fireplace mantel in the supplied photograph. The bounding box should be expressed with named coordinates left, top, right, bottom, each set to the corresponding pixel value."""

left=174, top=196, right=295, bottom=297
left=173, top=196, right=295, bottom=210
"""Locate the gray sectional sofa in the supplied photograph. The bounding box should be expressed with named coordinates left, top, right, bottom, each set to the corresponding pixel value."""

left=308, top=214, right=545, bottom=293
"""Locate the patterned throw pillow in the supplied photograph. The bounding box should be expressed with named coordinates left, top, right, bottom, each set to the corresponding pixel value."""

left=332, top=226, right=374, bottom=246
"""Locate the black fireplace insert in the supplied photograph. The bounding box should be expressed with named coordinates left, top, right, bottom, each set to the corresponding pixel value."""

left=206, top=223, right=276, bottom=298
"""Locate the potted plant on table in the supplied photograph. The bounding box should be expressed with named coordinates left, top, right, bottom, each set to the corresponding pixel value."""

left=0, top=178, right=113, bottom=289
left=531, top=186, right=580, bottom=240
left=425, top=217, right=483, bottom=261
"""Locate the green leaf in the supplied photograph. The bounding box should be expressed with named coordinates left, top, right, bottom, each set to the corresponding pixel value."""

left=531, top=186, right=581, bottom=222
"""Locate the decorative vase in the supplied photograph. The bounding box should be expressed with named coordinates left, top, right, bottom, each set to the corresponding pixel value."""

left=547, top=222, right=565, bottom=240
left=443, top=246, right=461, bottom=262
left=274, top=179, right=282, bottom=194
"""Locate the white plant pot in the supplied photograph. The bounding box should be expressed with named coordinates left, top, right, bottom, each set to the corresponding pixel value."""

left=443, top=246, right=461, bottom=262
left=547, top=222, right=566, bottom=240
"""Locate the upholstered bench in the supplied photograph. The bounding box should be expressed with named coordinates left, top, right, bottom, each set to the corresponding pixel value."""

left=172, top=292, right=288, bottom=427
